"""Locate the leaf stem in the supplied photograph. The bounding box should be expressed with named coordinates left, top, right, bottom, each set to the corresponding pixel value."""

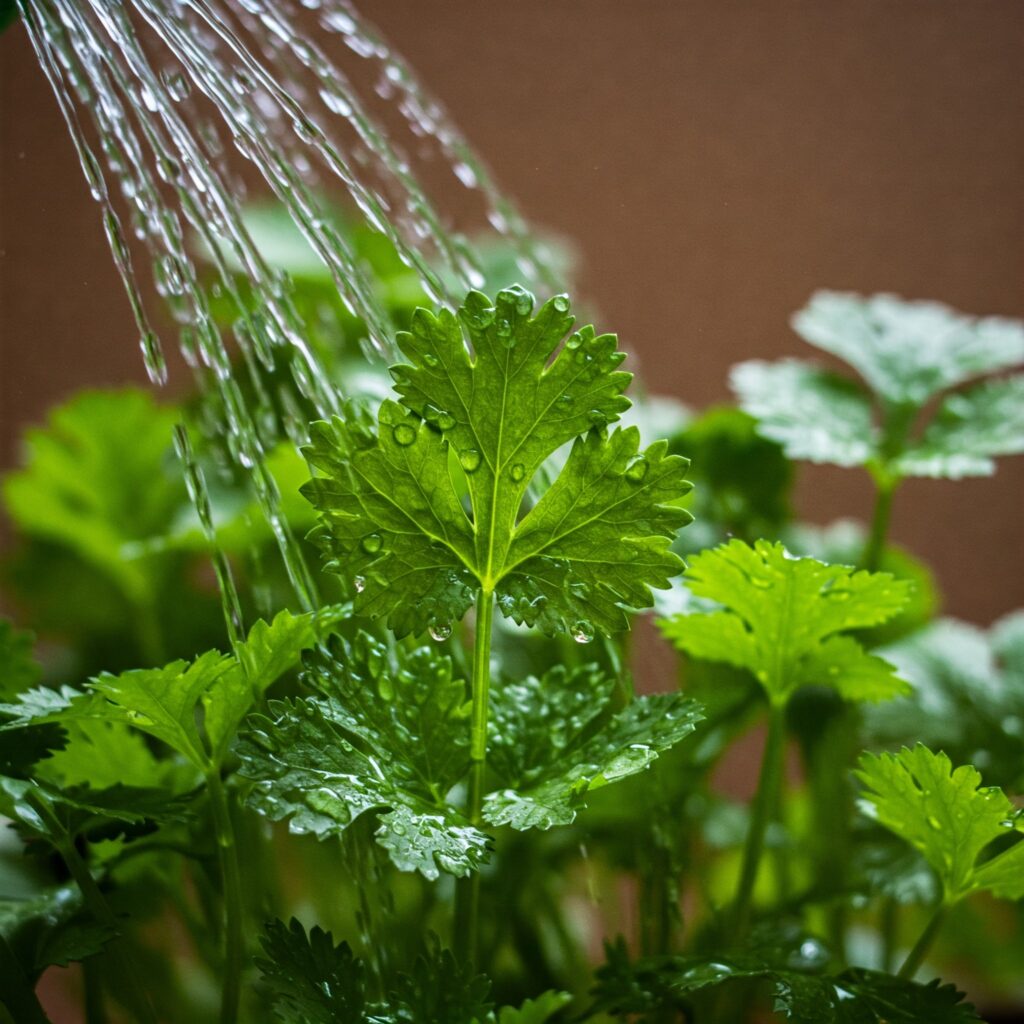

left=51, top=833, right=156, bottom=1024
left=897, top=903, right=948, bottom=979
left=206, top=770, right=244, bottom=1024
left=730, top=701, right=786, bottom=943
left=862, top=475, right=896, bottom=572
left=0, top=933, right=52, bottom=1024
left=455, top=588, right=494, bottom=964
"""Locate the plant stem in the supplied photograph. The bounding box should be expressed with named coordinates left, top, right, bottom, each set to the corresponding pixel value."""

left=897, top=903, right=948, bottom=979
left=53, top=835, right=156, bottom=1024
left=862, top=476, right=896, bottom=572
left=206, top=770, right=244, bottom=1024
left=879, top=895, right=898, bottom=973
left=730, top=701, right=786, bottom=943
left=0, top=933, right=51, bottom=1024
left=455, top=588, right=494, bottom=964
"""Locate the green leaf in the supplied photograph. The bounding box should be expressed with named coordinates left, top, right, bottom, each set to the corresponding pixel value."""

left=895, top=374, right=1024, bottom=478
left=0, top=884, right=114, bottom=980
left=868, top=616, right=1024, bottom=791
left=2, top=389, right=183, bottom=603
left=305, top=632, right=472, bottom=798
left=494, top=991, right=572, bottom=1024
left=791, top=290, right=1024, bottom=406
left=256, top=918, right=366, bottom=1023
left=857, top=745, right=1023, bottom=901
left=484, top=666, right=702, bottom=829
left=236, top=636, right=488, bottom=879
left=0, top=620, right=41, bottom=700
left=91, top=651, right=232, bottom=769
left=660, top=539, right=911, bottom=704
left=302, top=287, right=692, bottom=639
left=730, top=360, right=877, bottom=467
left=387, top=935, right=492, bottom=1024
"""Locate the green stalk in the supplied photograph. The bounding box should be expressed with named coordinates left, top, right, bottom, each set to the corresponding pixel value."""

left=455, top=588, right=494, bottom=963
left=879, top=896, right=898, bottom=973
left=862, top=476, right=897, bottom=572
left=0, top=933, right=51, bottom=1024
left=206, top=770, right=244, bottom=1024
left=730, top=701, right=786, bottom=943
left=897, top=903, right=948, bottom=980
left=52, top=834, right=156, bottom=1024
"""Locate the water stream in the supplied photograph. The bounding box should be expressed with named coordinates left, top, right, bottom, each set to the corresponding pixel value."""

left=16, top=0, right=563, bottom=625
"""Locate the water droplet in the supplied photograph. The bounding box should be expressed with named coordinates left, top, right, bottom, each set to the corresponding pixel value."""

left=927, top=815, right=941, bottom=829
left=459, top=448, right=482, bottom=472
left=566, top=332, right=584, bottom=350
left=422, top=353, right=440, bottom=368
left=557, top=394, right=574, bottom=407
left=354, top=575, right=366, bottom=593
left=393, top=423, right=417, bottom=446
left=552, top=294, right=570, bottom=313
left=624, top=456, right=649, bottom=482
left=510, top=463, right=526, bottom=482
left=361, top=533, right=383, bottom=554
left=429, top=622, right=452, bottom=642
left=495, top=318, right=512, bottom=338
left=437, top=411, right=456, bottom=430
left=572, top=622, right=594, bottom=644
left=140, top=331, right=168, bottom=386
left=515, top=293, right=533, bottom=316
left=588, top=409, right=607, bottom=428
left=161, top=69, right=191, bottom=101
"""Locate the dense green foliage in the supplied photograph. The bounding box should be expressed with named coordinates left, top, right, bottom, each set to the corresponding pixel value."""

left=2, top=268, right=1022, bottom=1023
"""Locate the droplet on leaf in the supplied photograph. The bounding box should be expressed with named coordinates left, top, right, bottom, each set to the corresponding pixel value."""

left=510, top=463, right=526, bottom=482
left=624, top=456, right=649, bottom=482
left=392, top=423, right=417, bottom=446
left=361, top=533, right=383, bottom=554
left=572, top=621, right=594, bottom=644
left=428, top=622, right=452, bottom=642
left=459, top=448, right=482, bottom=472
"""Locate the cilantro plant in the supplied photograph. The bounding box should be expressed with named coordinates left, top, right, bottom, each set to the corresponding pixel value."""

left=1, top=281, right=1023, bottom=1024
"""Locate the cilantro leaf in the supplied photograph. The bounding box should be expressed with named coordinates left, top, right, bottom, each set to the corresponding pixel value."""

left=894, top=374, right=1024, bottom=478
left=256, top=918, right=367, bottom=1023
left=2, top=389, right=183, bottom=604
left=387, top=935, right=493, bottom=1023
left=302, top=287, right=692, bottom=638
left=857, top=745, right=1024, bottom=902
left=730, top=360, right=877, bottom=467
left=791, top=291, right=1024, bottom=406
left=868, top=615, right=1024, bottom=791
left=494, top=991, right=572, bottom=1024
left=733, top=292, right=1024, bottom=478
left=0, top=620, right=41, bottom=700
left=0, top=609, right=336, bottom=773
left=659, top=540, right=911, bottom=705
left=484, top=666, right=702, bottom=829
left=236, top=637, right=489, bottom=879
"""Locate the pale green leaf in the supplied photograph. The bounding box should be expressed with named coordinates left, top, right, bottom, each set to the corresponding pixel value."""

left=896, top=375, right=1024, bottom=478
left=730, top=360, right=877, bottom=466
left=302, top=287, right=692, bottom=639
left=494, top=991, right=573, bottom=1024
left=660, top=540, right=911, bottom=704
left=857, top=745, right=1020, bottom=901
left=2, top=389, right=183, bottom=603
left=791, top=290, right=1024, bottom=406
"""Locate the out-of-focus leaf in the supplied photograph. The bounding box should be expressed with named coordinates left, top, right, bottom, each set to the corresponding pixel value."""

left=0, top=620, right=41, bottom=700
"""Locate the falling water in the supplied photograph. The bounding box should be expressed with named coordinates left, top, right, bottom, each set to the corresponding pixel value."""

left=15, top=0, right=563, bottom=624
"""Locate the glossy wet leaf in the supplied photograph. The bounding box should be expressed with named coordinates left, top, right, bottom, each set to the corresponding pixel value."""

left=857, top=745, right=1024, bottom=901
left=236, top=636, right=489, bottom=879
left=484, top=665, right=702, bottom=830
left=660, top=539, right=911, bottom=704
left=302, top=287, right=692, bottom=638
left=256, top=918, right=367, bottom=1023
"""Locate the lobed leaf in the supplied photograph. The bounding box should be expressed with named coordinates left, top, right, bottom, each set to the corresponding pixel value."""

left=302, top=287, right=692, bottom=639
left=660, top=539, right=911, bottom=704
left=857, top=745, right=1023, bottom=902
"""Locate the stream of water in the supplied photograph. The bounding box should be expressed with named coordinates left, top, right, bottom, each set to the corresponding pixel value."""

left=16, top=0, right=562, bottom=627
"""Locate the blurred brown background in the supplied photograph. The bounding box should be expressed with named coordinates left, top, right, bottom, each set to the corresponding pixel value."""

left=1, top=0, right=1022, bottom=622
